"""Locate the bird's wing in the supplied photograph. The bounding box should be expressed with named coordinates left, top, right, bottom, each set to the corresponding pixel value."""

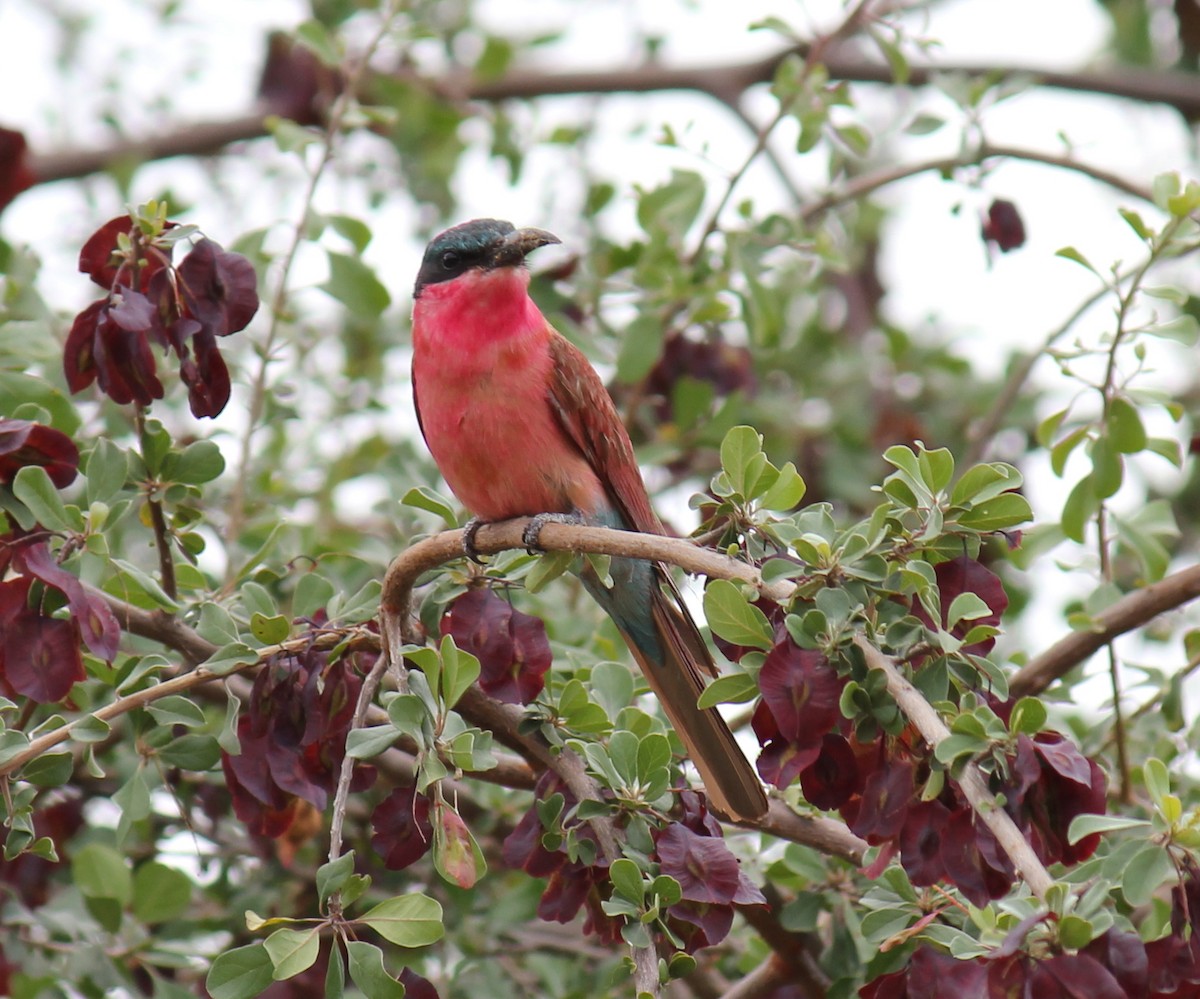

left=545, top=330, right=661, bottom=535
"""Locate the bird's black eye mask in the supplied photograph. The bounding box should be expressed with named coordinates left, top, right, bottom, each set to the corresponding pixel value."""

left=413, top=218, right=516, bottom=297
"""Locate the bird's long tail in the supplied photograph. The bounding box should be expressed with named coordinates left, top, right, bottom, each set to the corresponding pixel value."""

left=582, top=557, right=768, bottom=821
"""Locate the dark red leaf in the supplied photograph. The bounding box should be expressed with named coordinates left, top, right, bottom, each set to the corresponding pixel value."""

left=677, top=788, right=723, bottom=838
left=537, top=861, right=598, bottom=924
left=78, top=217, right=135, bottom=289
left=847, top=757, right=914, bottom=844
left=181, top=329, right=231, bottom=418
left=257, top=33, right=338, bottom=124
left=0, top=127, right=35, bottom=213
left=859, top=968, right=908, bottom=999
left=92, top=304, right=164, bottom=407
left=63, top=300, right=104, bottom=393
left=982, top=199, right=1026, bottom=253
left=668, top=900, right=735, bottom=952
left=0, top=419, right=79, bottom=488
left=653, top=822, right=765, bottom=906
left=370, top=785, right=433, bottom=871
left=899, top=799, right=952, bottom=886
left=0, top=592, right=85, bottom=702
left=1082, top=930, right=1148, bottom=998
left=19, top=541, right=120, bottom=661
left=177, top=238, right=259, bottom=336
left=799, top=733, right=861, bottom=809
left=1039, top=953, right=1127, bottom=999
left=441, top=589, right=552, bottom=704
left=1031, top=733, right=1093, bottom=786
left=939, top=807, right=1013, bottom=906
left=397, top=968, right=440, bottom=999
left=757, top=641, right=842, bottom=743
left=906, top=947, right=987, bottom=995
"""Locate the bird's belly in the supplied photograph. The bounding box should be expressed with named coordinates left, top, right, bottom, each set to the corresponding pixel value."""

left=420, top=382, right=603, bottom=522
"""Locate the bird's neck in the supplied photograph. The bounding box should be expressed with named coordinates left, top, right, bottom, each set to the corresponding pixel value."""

left=412, top=267, right=545, bottom=364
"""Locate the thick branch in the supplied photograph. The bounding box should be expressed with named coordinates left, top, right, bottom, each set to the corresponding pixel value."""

left=853, top=637, right=1055, bottom=899
left=1011, top=562, right=1200, bottom=697
left=21, top=52, right=1200, bottom=189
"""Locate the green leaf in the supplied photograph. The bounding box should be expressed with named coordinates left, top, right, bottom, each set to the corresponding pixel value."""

left=916, top=445, right=954, bottom=494
left=204, top=642, right=261, bottom=675
left=438, top=635, right=480, bottom=710
left=85, top=438, right=130, bottom=505
left=133, top=861, right=192, bottom=924
left=757, top=461, right=806, bottom=511
left=1107, top=397, right=1147, bottom=453
left=616, top=314, right=666, bottom=384
left=325, top=941, right=346, bottom=999
left=146, top=694, right=208, bottom=728
left=170, top=440, right=225, bottom=485
left=1090, top=435, right=1123, bottom=499
left=250, top=612, right=291, bottom=645
left=401, top=486, right=458, bottom=527
left=206, top=943, right=274, bottom=999
left=719, top=426, right=764, bottom=497
left=1008, top=697, right=1046, bottom=736
left=293, top=573, right=335, bottom=619
left=1061, top=475, right=1097, bottom=543
left=12, top=465, right=71, bottom=531
left=322, top=252, right=391, bottom=318
left=318, top=852, right=356, bottom=906
left=956, top=492, right=1032, bottom=532
left=1067, top=814, right=1151, bottom=844
left=264, top=927, right=320, bottom=981
left=696, top=672, right=760, bottom=709
left=703, top=579, right=773, bottom=650
left=1050, top=425, right=1090, bottom=477
left=1144, top=757, right=1171, bottom=808
left=1058, top=914, right=1094, bottom=950
left=345, top=724, right=398, bottom=760
left=329, top=214, right=373, bottom=254
left=294, top=19, right=342, bottom=67
left=610, top=858, right=645, bottom=905
left=20, top=751, right=73, bottom=787
left=72, top=843, right=133, bottom=904
left=345, top=942, right=404, bottom=999
left=158, top=733, right=222, bottom=770
left=1120, top=843, right=1174, bottom=907
left=1055, top=245, right=1098, bottom=275
left=636, top=169, right=707, bottom=237
left=358, top=893, right=444, bottom=947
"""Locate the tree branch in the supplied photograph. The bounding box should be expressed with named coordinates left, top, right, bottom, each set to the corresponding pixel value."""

left=852, top=637, right=1055, bottom=899
left=1010, top=562, right=1200, bottom=697
left=19, top=50, right=1200, bottom=192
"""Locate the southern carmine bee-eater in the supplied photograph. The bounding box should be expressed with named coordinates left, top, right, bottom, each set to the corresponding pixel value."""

left=410, top=218, right=768, bottom=821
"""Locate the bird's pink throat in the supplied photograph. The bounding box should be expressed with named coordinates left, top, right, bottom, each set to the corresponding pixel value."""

left=412, top=266, right=543, bottom=358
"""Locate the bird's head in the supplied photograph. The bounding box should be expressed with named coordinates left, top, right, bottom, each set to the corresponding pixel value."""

left=413, top=218, right=560, bottom=299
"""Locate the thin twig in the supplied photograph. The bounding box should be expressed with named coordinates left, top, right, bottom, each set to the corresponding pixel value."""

left=223, top=6, right=399, bottom=557
left=133, top=407, right=177, bottom=600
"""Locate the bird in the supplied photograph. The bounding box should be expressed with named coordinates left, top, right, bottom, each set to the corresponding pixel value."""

left=410, top=218, right=768, bottom=821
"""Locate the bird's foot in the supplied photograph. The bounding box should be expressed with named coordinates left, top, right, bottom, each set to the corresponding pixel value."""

left=522, top=511, right=583, bottom=555
left=461, top=517, right=488, bottom=564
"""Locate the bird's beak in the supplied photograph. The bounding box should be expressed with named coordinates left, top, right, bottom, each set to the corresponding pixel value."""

left=493, top=227, right=561, bottom=267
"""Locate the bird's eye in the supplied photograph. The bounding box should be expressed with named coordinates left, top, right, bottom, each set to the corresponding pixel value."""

left=440, top=250, right=460, bottom=270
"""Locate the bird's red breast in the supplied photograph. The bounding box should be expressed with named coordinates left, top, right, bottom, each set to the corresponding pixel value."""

left=411, top=265, right=607, bottom=522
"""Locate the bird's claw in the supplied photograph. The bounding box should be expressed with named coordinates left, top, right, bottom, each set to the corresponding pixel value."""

left=462, top=517, right=487, bottom=564
left=522, top=511, right=584, bottom=555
